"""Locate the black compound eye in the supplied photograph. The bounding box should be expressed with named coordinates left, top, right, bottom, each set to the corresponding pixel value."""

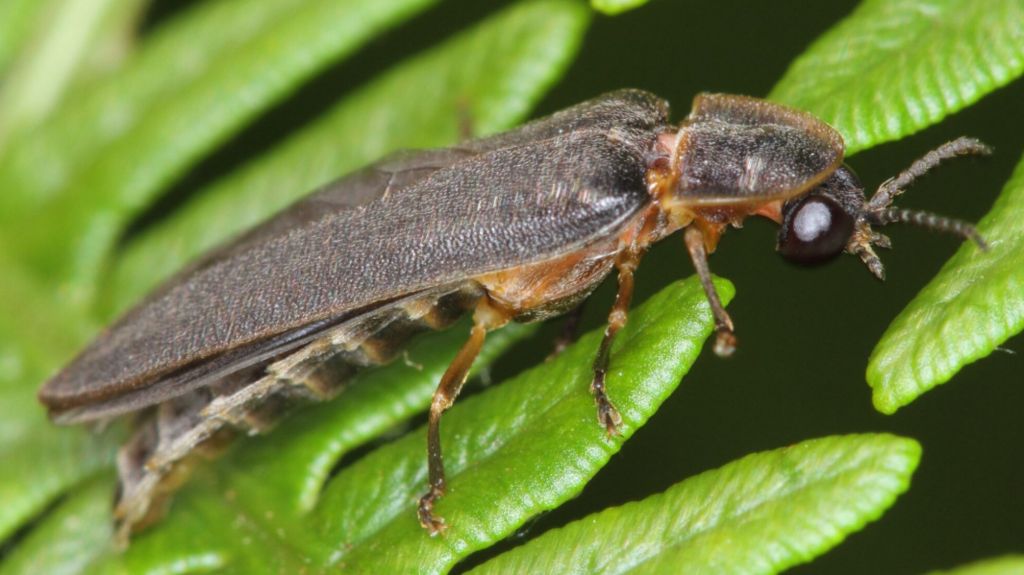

left=778, top=194, right=855, bottom=265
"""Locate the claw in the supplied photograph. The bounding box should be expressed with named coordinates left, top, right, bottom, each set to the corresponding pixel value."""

left=591, top=369, right=622, bottom=435
left=417, top=485, right=448, bottom=536
left=713, top=328, right=737, bottom=357
left=848, top=220, right=887, bottom=281
left=596, top=395, right=623, bottom=436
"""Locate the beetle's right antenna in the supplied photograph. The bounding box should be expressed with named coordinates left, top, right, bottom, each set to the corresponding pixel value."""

left=868, top=206, right=988, bottom=250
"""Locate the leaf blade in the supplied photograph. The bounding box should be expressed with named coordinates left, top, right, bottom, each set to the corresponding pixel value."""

left=469, top=434, right=921, bottom=575
left=0, top=249, right=118, bottom=542
left=0, top=0, right=43, bottom=75
left=0, top=475, right=116, bottom=575
left=867, top=151, right=1024, bottom=413
left=0, top=0, right=126, bottom=145
left=590, top=0, right=650, bottom=16
left=0, top=0, right=441, bottom=298
left=770, top=0, right=1024, bottom=154
left=928, top=556, right=1024, bottom=575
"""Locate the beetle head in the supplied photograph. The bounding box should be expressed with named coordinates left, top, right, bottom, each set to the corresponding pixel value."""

left=777, top=137, right=991, bottom=280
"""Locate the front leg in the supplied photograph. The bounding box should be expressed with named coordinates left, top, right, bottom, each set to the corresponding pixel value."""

left=683, top=226, right=736, bottom=357
left=590, top=248, right=644, bottom=435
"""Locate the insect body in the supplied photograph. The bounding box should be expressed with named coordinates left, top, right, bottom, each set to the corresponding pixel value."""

left=37, top=90, right=988, bottom=542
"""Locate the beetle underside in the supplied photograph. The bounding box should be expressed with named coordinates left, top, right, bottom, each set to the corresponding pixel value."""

left=113, top=283, right=484, bottom=541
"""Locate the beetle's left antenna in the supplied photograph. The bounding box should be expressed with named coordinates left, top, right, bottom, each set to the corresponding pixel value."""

left=865, top=136, right=991, bottom=249
left=867, top=137, right=992, bottom=210
left=865, top=137, right=991, bottom=249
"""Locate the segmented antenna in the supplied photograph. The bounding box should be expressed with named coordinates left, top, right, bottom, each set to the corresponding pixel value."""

left=871, top=207, right=989, bottom=250
left=868, top=137, right=993, bottom=210
left=861, top=136, right=992, bottom=252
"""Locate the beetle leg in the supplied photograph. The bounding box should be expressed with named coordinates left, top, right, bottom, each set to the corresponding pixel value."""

left=683, top=226, right=737, bottom=357
left=590, top=248, right=644, bottom=435
left=417, top=299, right=507, bottom=535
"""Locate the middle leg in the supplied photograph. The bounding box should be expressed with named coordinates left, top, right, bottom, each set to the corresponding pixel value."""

left=683, top=226, right=736, bottom=357
left=590, top=248, right=644, bottom=435
left=417, top=298, right=508, bottom=534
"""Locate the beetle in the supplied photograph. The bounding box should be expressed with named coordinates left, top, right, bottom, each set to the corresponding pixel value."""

left=38, top=89, right=989, bottom=542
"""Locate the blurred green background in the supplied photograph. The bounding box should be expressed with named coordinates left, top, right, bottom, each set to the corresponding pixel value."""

left=29, top=0, right=1024, bottom=572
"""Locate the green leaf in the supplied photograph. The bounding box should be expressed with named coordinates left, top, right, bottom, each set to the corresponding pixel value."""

left=770, top=0, right=1024, bottom=154
left=0, top=0, right=441, bottom=303
left=0, top=0, right=128, bottom=145
left=590, top=0, right=650, bottom=16
left=68, top=0, right=150, bottom=88
left=84, top=277, right=729, bottom=574
left=469, top=434, right=921, bottom=575
left=867, top=151, right=1024, bottom=413
left=928, top=556, right=1024, bottom=575
left=0, top=248, right=118, bottom=542
left=0, top=355, right=115, bottom=546
left=0, top=404, right=119, bottom=544
left=102, top=0, right=589, bottom=317
left=0, top=475, right=115, bottom=575
left=0, top=251, right=93, bottom=386
left=0, top=0, right=44, bottom=76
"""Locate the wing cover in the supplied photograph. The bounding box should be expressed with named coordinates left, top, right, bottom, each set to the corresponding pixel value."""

left=40, top=90, right=670, bottom=415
